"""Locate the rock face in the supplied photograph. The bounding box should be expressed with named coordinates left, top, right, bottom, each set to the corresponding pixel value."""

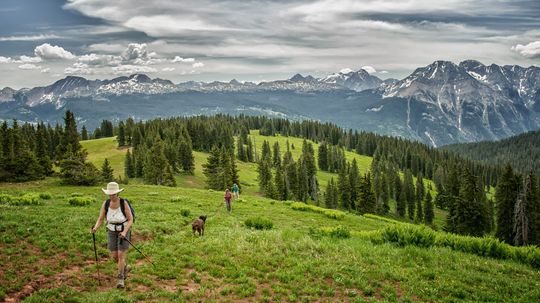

left=0, top=61, right=539, bottom=146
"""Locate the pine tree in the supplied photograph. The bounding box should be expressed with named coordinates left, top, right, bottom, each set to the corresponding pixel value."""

left=272, top=141, right=281, bottom=168
left=296, top=159, right=309, bottom=202
left=125, top=149, right=134, bottom=178
left=81, top=126, right=88, bottom=141
left=349, top=159, right=360, bottom=207
left=178, top=139, right=195, bottom=174
left=101, top=158, right=114, bottom=181
left=403, top=170, right=415, bottom=220
left=163, top=164, right=177, bottom=187
left=143, top=138, right=170, bottom=185
left=318, top=142, right=328, bottom=171
left=424, top=192, right=434, bottom=225
left=118, top=121, right=126, bottom=147
left=257, top=158, right=273, bottom=195
left=495, top=164, right=520, bottom=244
left=524, top=173, right=540, bottom=245
left=261, top=140, right=271, bottom=164
left=274, top=164, right=287, bottom=200
left=237, top=136, right=247, bottom=161
left=325, top=178, right=339, bottom=209
left=57, top=111, right=82, bottom=159
left=357, top=174, right=376, bottom=214
left=246, top=137, right=255, bottom=162
left=203, top=145, right=223, bottom=190
left=337, top=162, right=351, bottom=209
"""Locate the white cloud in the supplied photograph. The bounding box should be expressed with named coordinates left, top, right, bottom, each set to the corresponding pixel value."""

left=41, top=68, right=51, bottom=73
left=121, top=43, right=148, bottom=61
left=512, top=41, right=540, bottom=58
left=361, top=66, right=377, bottom=74
left=64, top=62, right=96, bottom=75
left=18, top=63, right=42, bottom=70
left=112, top=64, right=157, bottom=75
left=19, top=55, right=42, bottom=63
left=162, top=67, right=175, bottom=72
left=34, top=43, right=76, bottom=60
left=123, top=15, right=231, bottom=37
left=0, top=56, right=13, bottom=63
left=192, top=62, right=204, bottom=68
left=78, top=53, right=120, bottom=66
left=172, top=56, right=195, bottom=63
left=0, top=34, right=60, bottom=41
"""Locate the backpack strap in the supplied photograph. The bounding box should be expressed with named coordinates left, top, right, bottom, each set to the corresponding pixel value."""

left=104, top=198, right=128, bottom=219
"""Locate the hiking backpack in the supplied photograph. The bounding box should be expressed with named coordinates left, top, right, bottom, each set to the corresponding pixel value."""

left=105, top=198, right=135, bottom=223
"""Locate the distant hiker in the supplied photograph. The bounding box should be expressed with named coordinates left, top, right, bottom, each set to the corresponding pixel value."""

left=224, top=189, right=233, bottom=212
left=91, top=182, right=133, bottom=289
left=231, top=183, right=240, bottom=199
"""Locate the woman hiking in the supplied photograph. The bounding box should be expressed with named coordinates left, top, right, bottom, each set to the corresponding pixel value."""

left=91, top=182, right=133, bottom=289
left=224, top=188, right=233, bottom=212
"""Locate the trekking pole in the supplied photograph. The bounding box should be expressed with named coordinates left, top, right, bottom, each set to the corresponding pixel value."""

left=91, top=232, right=101, bottom=285
left=122, top=237, right=156, bottom=267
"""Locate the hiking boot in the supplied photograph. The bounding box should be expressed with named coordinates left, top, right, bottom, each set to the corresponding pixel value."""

left=124, top=264, right=131, bottom=279
left=116, top=273, right=125, bottom=289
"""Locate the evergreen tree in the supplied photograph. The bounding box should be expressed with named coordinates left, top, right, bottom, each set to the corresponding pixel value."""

left=143, top=138, right=171, bottom=185
left=349, top=159, right=360, bottom=208
left=274, top=164, right=287, bottom=200
left=495, top=164, right=520, bottom=244
left=125, top=149, right=134, bottom=178
left=403, top=170, right=415, bottom=220
left=261, top=140, right=271, bottom=164
left=203, top=146, right=223, bottom=190
left=81, top=126, right=88, bottom=141
left=117, top=121, right=126, bottom=147
left=257, top=157, right=273, bottom=195
left=101, top=158, right=114, bottom=181
left=337, top=162, right=351, bottom=209
left=178, top=138, right=195, bottom=174
left=324, top=178, right=338, bottom=209
left=237, top=136, right=247, bottom=161
left=524, top=173, right=540, bottom=245
left=318, top=142, right=328, bottom=171
left=246, top=137, right=255, bottom=162
left=424, top=192, right=434, bottom=225
left=57, top=111, right=82, bottom=159
left=296, top=159, right=309, bottom=202
left=272, top=141, right=281, bottom=168
left=357, top=174, right=376, bottom=214
left=163, top=164, right=177, bottom=187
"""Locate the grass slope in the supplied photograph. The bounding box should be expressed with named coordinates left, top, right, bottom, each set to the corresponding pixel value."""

left=1, top=180, right=539, bottom=302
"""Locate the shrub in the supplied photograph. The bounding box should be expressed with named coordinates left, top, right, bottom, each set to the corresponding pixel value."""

left=10, top=194, right=42, bottom=206
left=180, top=208, right=191, bottom=217
left=71, top=192, right=84, bottom=197
left=379, top=225, right=436, bottom=248
left=290, top=202, right=345, bottom=220
left=309, top=226, right=351, bottom=239
left=39, top=192, right=52, bottom=200
left=68, top=196, right=95, bottom=206
left=245, top=217, right=273, bottom=230
left=0, top=194, right=13, bottom=204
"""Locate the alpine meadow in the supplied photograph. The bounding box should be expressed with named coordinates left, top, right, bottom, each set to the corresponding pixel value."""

left=2, top=0, right=540, bottom=302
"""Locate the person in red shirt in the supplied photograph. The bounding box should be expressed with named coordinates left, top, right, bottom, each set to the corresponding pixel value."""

left=224, top=189, right=233, bottom=212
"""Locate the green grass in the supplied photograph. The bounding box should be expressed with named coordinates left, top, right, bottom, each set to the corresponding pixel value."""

left=1, top=179, right=540, bottom=302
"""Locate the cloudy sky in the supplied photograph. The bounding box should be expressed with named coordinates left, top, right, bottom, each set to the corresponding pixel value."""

left=0, top=0, right=539, bottom=88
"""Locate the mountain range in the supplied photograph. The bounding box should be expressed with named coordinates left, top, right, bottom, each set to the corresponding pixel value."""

left=1, top=60, right=539, bottom=146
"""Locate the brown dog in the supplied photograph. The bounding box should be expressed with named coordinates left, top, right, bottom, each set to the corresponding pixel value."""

left=192, top=215, right=207, bottom=236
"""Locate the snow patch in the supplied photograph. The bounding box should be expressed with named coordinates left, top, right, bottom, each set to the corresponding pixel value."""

left=366, top=105, right=384, bottom=112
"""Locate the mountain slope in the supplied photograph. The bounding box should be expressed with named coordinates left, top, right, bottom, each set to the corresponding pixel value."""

left=442, top=129, right=540, bottom=175
left=1, top=61, right=539, bottom=146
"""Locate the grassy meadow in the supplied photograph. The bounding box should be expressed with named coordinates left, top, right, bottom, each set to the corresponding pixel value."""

left=1, top=133, right=539, bottom=302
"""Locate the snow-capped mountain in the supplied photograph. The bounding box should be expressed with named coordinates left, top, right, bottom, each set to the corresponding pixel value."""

left=381, top=60, right=540, bottom=145
left=0, top=61, right=538, bottom=146
left=321, top=68, right=382, bottom=91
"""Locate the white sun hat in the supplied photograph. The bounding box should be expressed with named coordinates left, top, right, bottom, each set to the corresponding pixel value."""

left=102, top=182, right=124, bottom=195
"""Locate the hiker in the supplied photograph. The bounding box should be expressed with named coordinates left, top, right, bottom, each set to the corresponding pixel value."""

left=91, top=182, right=133, bottom=289
left=231, top=183, right=240, bottom=199
left=224, top=189, right=233, bottom=212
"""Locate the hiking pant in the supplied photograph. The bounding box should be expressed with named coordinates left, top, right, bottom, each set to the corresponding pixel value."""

left=225, top=200, right=232, bottom=212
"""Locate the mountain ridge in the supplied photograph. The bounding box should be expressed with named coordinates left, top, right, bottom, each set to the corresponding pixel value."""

left=0, top=61, right=539, bottom=146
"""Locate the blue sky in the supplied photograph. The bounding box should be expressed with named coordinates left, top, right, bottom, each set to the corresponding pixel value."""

left=0, top=0, right=539, bottom=88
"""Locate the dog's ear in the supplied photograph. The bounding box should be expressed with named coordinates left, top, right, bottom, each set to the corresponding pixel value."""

left=202, top=215, right=207, bottom=221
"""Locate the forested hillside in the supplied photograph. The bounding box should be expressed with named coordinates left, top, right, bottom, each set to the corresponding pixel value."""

left=442, top=130, right=540, bottom=175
